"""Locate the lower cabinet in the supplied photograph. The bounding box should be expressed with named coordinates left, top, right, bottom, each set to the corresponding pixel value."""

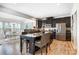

left=66, top=32, right=71, bottom=41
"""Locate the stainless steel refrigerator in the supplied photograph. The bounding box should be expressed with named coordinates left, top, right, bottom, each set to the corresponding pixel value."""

left=56, top=23, right=66, bottom=41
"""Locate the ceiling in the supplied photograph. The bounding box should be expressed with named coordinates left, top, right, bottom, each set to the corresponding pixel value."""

left=0, top=12, right=35, bottom=23
left=0, top=3, right=73, bottom=18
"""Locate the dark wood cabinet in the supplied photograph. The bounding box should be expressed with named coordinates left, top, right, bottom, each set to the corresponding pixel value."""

left=37, top=20, right=42, bottom=28
left=37, top=17, right=71, bottom=28
left=66, top=30, right=71, bottom=41
left=36, top=17, right=71, bottom=41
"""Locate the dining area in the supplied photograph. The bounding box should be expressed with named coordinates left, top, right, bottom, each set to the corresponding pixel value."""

left=20, top=31, right=52, bottom=55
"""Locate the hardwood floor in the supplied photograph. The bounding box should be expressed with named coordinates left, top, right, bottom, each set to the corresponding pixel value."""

left=47, top=40, right=77, bottom=55
left=0, top=39, right=77, bottom=55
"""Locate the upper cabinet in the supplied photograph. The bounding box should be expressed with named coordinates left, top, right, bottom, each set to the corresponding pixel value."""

left=36, top=16, right=71, bottom=28
left=37, top=20, right=42, bottom=28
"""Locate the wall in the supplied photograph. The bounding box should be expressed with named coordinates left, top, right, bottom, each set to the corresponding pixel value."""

left=71, top=3, right=79, bottom=54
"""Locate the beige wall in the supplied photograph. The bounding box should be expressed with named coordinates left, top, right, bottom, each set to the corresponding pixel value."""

left=71, top=3, right=79, bottom=54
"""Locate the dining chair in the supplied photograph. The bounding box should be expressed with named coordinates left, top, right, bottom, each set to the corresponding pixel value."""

left=35, top=33, right=51, bottom=55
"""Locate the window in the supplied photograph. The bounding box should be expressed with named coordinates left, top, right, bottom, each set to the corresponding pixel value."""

left=27, top=23, right=33, bottom=29
left=4, top=22, right=10, bottom=29
left=0, top=22, right=3, bottom=29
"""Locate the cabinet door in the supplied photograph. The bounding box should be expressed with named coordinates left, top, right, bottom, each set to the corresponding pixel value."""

left=38, top=20, right=42, bottom=28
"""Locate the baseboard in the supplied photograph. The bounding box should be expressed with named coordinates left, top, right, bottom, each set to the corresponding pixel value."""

left=71, top=41, right=76, bottom=49
left=76, top=48, right=79, bottom=55
left=71, top=41, right=78, bottom=54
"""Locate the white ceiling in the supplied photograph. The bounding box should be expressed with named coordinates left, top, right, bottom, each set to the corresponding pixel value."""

left=0, top=11, right=35, bottom=23
left=1, top=3, right=73, bottom=18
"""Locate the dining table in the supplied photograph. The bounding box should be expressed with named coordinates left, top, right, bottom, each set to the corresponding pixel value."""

left=20, top=33, right=42, bottom=55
